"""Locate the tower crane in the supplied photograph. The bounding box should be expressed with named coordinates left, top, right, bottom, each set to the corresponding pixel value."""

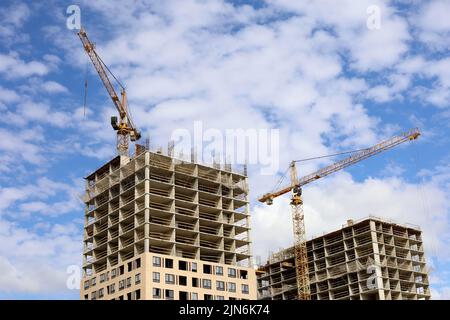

left=77, top=27, right=141, bottom=156
left=259, top=128, right=421, bottom=300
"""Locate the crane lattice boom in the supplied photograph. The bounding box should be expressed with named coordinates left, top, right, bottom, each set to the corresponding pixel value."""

left=77, top=27, right=141, bottom=156
left=259, top=128, right=421, bottom=204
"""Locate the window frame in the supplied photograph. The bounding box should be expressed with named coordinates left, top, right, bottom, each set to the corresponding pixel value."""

left=202, top=279, right=212, bottom=289
left=153, top=256, right=161, bottom=267
left=165, top=273, right=175, bottom=284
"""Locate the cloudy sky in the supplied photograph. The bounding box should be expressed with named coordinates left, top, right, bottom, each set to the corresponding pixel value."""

left=0, top=0, right=449, bottom=299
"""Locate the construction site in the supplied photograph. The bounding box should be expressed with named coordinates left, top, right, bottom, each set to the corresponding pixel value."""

left=257, top=217, right=430, bottom=300
left=77, top=27, right=431, bottom=300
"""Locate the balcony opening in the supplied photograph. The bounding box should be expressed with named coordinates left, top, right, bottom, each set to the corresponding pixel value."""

left=165, top=258, right=173, bottom=269
left=203, top=264, right=212, bottom=274
left=179, top=260, right=188, bottom=271
left=179, top=291, right=188, bottom=300
left=179, top=276, right=187, bottom=286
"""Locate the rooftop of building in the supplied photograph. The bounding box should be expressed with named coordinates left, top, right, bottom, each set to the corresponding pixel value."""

left=85, top=143, right=248, bottom=180
left=262, top=215, right=423, bottom=267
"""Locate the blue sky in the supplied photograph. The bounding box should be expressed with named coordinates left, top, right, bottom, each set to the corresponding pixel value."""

left=0, top=0, right=449, bottom=299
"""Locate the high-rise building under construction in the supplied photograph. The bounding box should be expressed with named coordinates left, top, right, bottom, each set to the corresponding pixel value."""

left=80, top=147, right=256, bottom=300
left=257, top=217, right=430, bottom=300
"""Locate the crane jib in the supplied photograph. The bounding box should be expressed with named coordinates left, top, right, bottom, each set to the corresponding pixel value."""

left=258, top=128, right=420, bottom=203
left=77, top=27, right=141, bottom=155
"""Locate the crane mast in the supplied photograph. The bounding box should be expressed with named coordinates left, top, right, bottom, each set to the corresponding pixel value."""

left=259, top=127, right=421, bottom=300
left=77, top=27, right=141, bottom=156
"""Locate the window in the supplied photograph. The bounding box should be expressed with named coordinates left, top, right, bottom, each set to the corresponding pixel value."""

left=84, top=294, right=88, bottom=300
left=135, top=289, right=141, bottom=300
left=228, top=282, right=236, bottom=292
left=239, top=270, right=248, bottom=279
left=98, top=288, right=104, bottom=298
left=228, top=268, right=236, bottom=278
left=165, top=289, right=174, bottom=300
left=179, top=276, right=187, bottom=286
left=128, top=262, right=133, bottom=272
left=153, top=272, right=160, bottom=283
left=165, top=258, right=173, bottom=268
left=100, top=273, right=106, bottom=283
left=91, top=277, right=96, bottom=286
left=202, top=279, right=212, bottom=289
left=108, top=284, right=115, bottom=295
left=191, top=292, right=198, bottom=300
left=119, top=280, right=125, bottom=290
left=91, top=291, right=97, bottom=300
left=203, top=264, right=212, bottom=274
left=215, top=266, right=223, bottom=276
left=192, top=277, right=199, bottom=287
left=216, top=295, right=224, bottom=300
left=127, top=292, right=132, bottom=300
left=191, top=262, right=197, bottom=272
left=204, top=294, right=213, bottom=300
left=153, top=288, right=161, bottom=299
left=216, top=281, right=225, bottom=291
left=165, top=274, right=175, bottom=284
left=135, top=258, right=141, bottom=269
left=111, top=269, right=117, bottom=279
left=84, top=280, right=90, bottom=290
left=179, top=291, right=188, bottom=300
left=179, top=260, right=188, bottom=271
left=153, top=256, right=161, bottom=267
left=241, top=284, right=249, bottom=294
left=126, top=277, right=132, bottom=288
left=119, top=265, right=124, bottom=275
left=135, top=273, right=141, bottom=284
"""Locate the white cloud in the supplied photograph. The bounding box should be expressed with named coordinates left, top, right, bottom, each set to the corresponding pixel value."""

left=0, top=86, right=20, bottom=104
left=267, top=0, right=411, bottom=71
left=41, top=81, right=68, bottom=94
left=0, top=219, right=82, bottom=297
left=0, top=2, right=30, bottom=44
left=0, top=177, right=82, bottom=217
left=0, top=53, right=48, bottom=79
left=0, top=128, right=45, bottom=165
left=396, top=56, right=450, bottom=108
left=416, top=0, right=450, bottom=52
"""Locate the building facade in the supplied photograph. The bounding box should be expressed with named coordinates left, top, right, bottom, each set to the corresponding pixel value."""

left=257, top=217, right=431, bottom=300
left=80, top=148, right=256, bottom=300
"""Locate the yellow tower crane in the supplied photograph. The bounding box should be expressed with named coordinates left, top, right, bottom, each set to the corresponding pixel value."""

left=259, top=128, right=421, bottom=300
left=77, top=27, right=141, bottom=156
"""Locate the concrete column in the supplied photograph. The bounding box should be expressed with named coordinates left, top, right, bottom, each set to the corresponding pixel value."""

left=370, top=220, right=386, bottom=300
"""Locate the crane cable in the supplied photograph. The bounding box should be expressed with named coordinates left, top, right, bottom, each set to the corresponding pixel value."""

left=83, top=61, right=89, bottom=119
left=271, top=147, right=370, bottom=194
left=95, top=49, right=137, bottom=129
left=96, top=51, right=125, bottom=90
left=292, top=147, right=371, bottom=163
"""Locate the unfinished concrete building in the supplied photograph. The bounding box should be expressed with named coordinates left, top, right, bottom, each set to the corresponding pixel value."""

left=80, top=147, right=256, bottom=300
left=257, top=217, right=430, bottom=300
